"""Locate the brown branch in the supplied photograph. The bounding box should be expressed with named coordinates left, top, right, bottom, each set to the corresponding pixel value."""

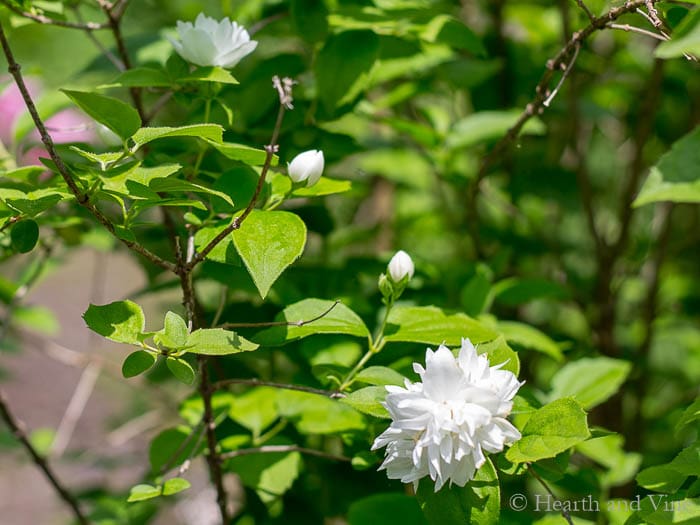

left=0, top=390, right=90, bottom=525
left=575, top=0, right=595, bottom=23
left=220, top=300, right=340, bottom=329
left=220, top=445, right=350, bottom=463
left=543, top=42, right=580, bottom=107
left=465, top=0, right=664, bottom=255
left=645, top=0, right=663, bottom=28
left=0, top=0, right=108, bottom=29
left=607, top=23, right=668, bottom=41
left=0, top=20, right=176, bottom=273
left=97, top=0, right=145, bottom=120
left=212, top=378, right=345, bottom=399
left=528, top=464, right=574, bottom=525
left=186, top=76, right=293, bottom=270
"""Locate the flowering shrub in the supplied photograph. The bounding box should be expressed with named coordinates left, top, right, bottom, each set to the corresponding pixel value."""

left=0, top=1, right=698, bottom=525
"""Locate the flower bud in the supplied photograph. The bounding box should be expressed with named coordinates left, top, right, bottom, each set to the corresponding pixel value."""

left=170, top=13, right=257, bottom=69
left=288, top=149, right=325, bottom=187
left=387, top=250, right=414, bottom=283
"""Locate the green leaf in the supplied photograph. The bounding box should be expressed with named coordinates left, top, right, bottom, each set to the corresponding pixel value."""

left=166, top=357, right=195, bottom=385
left=70, top=146, right=123, bottom=169
left=186, top=328, right=259, bottom=355
left=162, top=477, right=191, bottom=496
left=474, top=336, right=520, bottom=376
left=506, top=398, right=590, bottom=464
left=549, top=357, right=631, bottom=409
left=420, top=15, right=485, bottom=55
left=354, top=366, right=406, bottom=386
left=229, top=387, right=280, bottom=437
left=127, top=484, right=161, bottom=503
left=122, top=350, right=156, bottom=378
left=676, top=398, right=700, bottom=434
left=101, top=67, right=171, bottom=88
left=62, top=90, right=141, bottom=140
left=655, top=8, right=700, bottom=58
left=83, top=300, right=145, bottom=344
left=130, top=124, right=224, bottom=150
left=178, top=66, right=239, bottom=84
left=157, top=311, right=189, bottom=348
left=576, top=434, right=642, bottom=488
left=10, top=219, right=39, bottom=253
left=193, top=222, right=240, bottom=265
left=276, top=390, right=366, bottom=434
left=148, top=177, right=234, bottom=209
left=4, top=187, right=68, bottom=217
left=341, top=386, right=390, bottom=418
left=232, top=210, right=307, bottom=299
left=417, top=457, right=500, bottom=525
left=207, top=140, right=277, bottom=166
left=316, top=30, right=379, bottom=113
left=492, top=277, right=569, bottom=306
left=12, top=305, right=59, bottom=335
left=446, top=110, right=546, bottom=149
left=291, top=0, right=329, bottom=43
left=634, top=126, right=700, bottom=206
left=253, top=299, right=370, bottom=346
left=383, top=306, right=499, bottom=346
left=498, top=321, right=564, bottom=362
left=226, top=447, right=302, bottom=505
left=349, top=493, right=428, bottom=525
left=149, top=427, right=202, bottom=473
left=636, top=442, right=700, bottom=493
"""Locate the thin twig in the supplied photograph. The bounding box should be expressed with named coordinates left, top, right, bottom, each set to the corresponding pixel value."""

left=186, top=76, right=294, bottom=270
left=574, top=0, right=595, bottom=22
left=0, top=0, right=108, bottom=29
left=98, top=0, right=144, bottom=120
left=465, top=0, right=663, bottom=255
left=212, top=378, right=345, bottom=399
left=0, top=390, right=90, bottom=525
left=0, top=20, right=176, bottom=273
left=248, top=12, right=288, bottom=35
left=220, top=445, right=351, bottom=462
left=543, top=42, right=580, bottom=107
left=71, top=6, right=124, bottom=70
left=645, top=0, right=663, bottom=28
left=607, top=23, right=668, bottom=41
left=528, top=464, right=574, bottom=525
left=220, top=300, right=340, bottom=329
left=144, top=91, right=174, bottom=124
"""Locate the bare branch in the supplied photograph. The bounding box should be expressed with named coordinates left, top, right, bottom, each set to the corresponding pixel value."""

left=97, top=0, right=144, bottom=119
left=574, top=0, right=595, bottom=23
left=220, top=300, right=340, bottom=329
left=465, top=0, right=664, bottom=255
left=213, top=378, right=345, bottom=399
left=187, top=76, right=294, bottom=270
left=0, top=390, right=90, bottom=525
left=645, top=0, right=663, bottom=28
left=220, top=445, right=351, bottom=463
left=607, top=23, right=668, bottom=41
left=543, top=42, right=580, bottom=107
left=0, top=21, right=176, bottom=273
left=0, top=0, right=108, bottom=29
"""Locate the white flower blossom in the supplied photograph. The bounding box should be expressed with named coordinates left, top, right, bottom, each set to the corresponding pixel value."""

left=288, top=149, right=325, bottom=187
left=372, top=338, right=522, bottom=491
left=170, top=13, right=257, bottom=69
left=388, top=250, right=414, bottom=282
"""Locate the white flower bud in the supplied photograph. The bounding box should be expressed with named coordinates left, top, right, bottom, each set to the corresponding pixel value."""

left=287, top=149, right=325, bottom=187
left=170, top=13, right=257, bottom=69
left=388, top=250, right=414, bottom=282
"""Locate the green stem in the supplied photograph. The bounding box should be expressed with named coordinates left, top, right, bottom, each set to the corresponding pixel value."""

left=339, top=300, right=394, bottom=391
left=190, top=98, right=212, bottom=180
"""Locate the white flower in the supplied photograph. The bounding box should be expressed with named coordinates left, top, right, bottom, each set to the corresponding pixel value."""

left=372, top=338, right=522, bottom=491
left=170, top=13, right=257, bottom=69
left=288, top=149, right=324, bottom=187
left=387, top=250, right=414, bottom=282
